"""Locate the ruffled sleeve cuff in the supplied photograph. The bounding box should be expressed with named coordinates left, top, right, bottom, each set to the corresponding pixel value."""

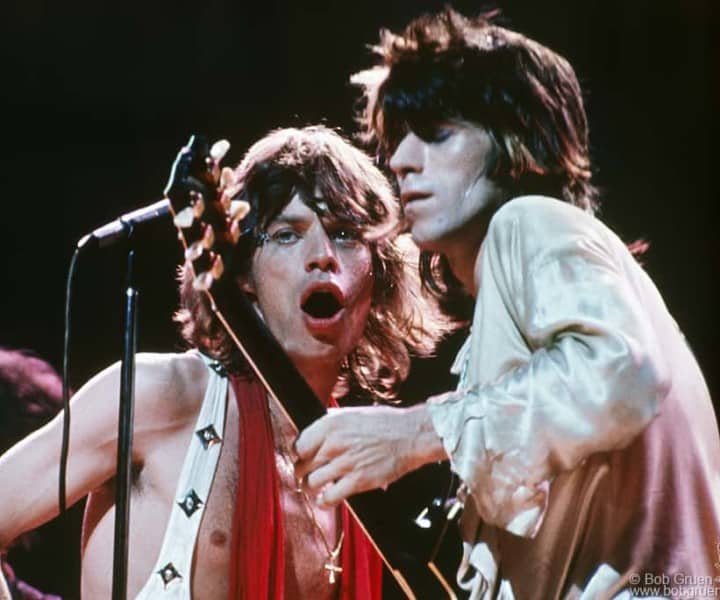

left=427, top=387, right=484, bottom=456
left=427, top=388, right=548, bottom=538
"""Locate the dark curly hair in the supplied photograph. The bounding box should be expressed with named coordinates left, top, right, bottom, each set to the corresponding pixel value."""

left=352, top=8, right=598, bottom=304
left=175, top=125, right=451, bottom=400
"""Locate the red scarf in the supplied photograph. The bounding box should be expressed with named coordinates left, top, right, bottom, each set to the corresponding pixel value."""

left=228, top=375, right=383, bottom=599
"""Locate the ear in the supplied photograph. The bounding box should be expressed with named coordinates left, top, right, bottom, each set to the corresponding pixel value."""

left=236, top=274, right=257, bottom=300
left=235, top=274, right=265, bottom=322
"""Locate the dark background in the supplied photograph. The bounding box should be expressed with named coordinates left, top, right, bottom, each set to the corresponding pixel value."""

left=1, top=0, right=718, bottom=597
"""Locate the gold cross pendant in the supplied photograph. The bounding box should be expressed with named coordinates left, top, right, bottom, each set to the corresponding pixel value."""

left=324, top=562, right=343, bottom=584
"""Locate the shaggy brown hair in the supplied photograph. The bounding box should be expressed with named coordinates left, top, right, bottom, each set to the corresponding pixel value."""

left=352, top=8, right=598, bottom=304
left=175, top=125, right=450, bottom=400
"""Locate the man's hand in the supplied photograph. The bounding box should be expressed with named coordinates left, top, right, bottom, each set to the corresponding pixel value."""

left=294, top=403, right=447, bottom=507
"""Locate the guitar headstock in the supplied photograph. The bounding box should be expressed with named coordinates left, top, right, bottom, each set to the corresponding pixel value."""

left=164, top=134, right=250, bottom=292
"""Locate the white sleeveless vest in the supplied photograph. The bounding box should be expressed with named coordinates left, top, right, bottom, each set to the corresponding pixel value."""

left=135, top=354, right=228, bottom=599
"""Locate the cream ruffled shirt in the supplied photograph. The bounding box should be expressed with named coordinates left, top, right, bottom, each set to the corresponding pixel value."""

left=427, top=196, right=720, bottom=599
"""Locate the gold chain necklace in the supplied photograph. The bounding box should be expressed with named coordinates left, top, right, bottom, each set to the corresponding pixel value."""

left=269, top=400, right=345, bottom=584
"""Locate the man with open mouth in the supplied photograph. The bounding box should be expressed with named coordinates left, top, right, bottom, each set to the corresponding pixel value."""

left=295, top=9, right=720, bottom=600
left=0, top=125, right=449, bottom=599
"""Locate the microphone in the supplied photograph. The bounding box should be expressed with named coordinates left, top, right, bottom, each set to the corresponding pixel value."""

left=77, top=199, right=172, bottom=250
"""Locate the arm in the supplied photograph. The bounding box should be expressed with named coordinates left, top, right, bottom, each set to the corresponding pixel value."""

left=295, top=403, right=447, bottom=506
left=0, top=353, right=192, bottom=550
left=296, top=198, right=669, bottom=520
left=426, top=197, right=670, bottom=535
left=0, top=364, right=122, bottom=550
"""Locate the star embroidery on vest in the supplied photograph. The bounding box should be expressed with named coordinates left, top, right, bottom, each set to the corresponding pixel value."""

left=209, top=361, right=227, bottom=377
left=157, top=562, right=182, bottom=587
left=177, top=488, right=204, bottom=518
left=196, top=424, right=222, bottom=449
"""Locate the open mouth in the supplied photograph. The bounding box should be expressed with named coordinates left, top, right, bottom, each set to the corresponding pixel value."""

left=301, top=290, right=343, bottom=319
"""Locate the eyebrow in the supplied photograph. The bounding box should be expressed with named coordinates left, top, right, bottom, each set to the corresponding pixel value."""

left=268, top=212, right=361, bottom=234
left=268, top=213, right=310, bottom=226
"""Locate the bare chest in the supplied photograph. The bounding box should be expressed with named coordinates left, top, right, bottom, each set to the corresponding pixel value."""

left=81, top=399, right=236, bottom=599
left=270, top=406, right=343, bottom=600
left=189, top=393, right=342, bottom=599
left=83, top=391, right=342, bottom=599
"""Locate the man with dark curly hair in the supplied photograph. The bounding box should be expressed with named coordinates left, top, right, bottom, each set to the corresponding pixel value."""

left=295, top=10, right=720, bottom=598
left=0, top=125, right=447, bottom=599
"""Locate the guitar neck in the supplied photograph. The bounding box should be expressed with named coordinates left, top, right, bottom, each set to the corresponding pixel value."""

left=211, top=276, right=327, bottom=427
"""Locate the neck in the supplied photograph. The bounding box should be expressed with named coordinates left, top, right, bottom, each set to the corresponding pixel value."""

left=440, top=236, right=484, bottom=298
left=444, top=246, right=477, bottom=296
left=433, top=206, right=495, bottom=298
left=293, top=357, right=340, bottom=406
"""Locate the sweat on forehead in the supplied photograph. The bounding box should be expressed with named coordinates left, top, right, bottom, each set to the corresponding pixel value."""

left=234, top=125, right=398, bottom=231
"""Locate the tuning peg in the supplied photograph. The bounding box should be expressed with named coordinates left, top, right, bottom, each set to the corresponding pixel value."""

left=173, top=206, right=194, bottom=229
left=210, top=140, right=230, bottom=162
left=208, top=140, right=230, bottom=183
left=230, top=200, right=250, bottom=221
left=192, top=253, right=224, bottom=291
left=229, top=219, right=241, bottom=245
left=220, top=192, right=231, bottom=213
left=201, top=225, right=215, bottom=250
left=220, top=166, right=235, bottom=189
left=219, top=168, right=238, bottom=212
left=189, top=191, right=206, bottom=219
left=185, top=241, right=204, bottom=262
left=210, top=254, right=224, bottom=279
left=192, top=270, right=214, bottom=291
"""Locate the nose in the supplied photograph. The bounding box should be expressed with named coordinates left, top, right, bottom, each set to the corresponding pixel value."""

left=305, top=227, right=339, bottom=273
left=389, top=132, right=422, bottom=180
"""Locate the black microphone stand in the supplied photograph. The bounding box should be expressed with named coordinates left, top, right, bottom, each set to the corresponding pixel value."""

left=112, top=235, right=139, bottom=600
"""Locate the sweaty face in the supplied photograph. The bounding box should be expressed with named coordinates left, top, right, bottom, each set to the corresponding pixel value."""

left=242, top=193, right=374, bottom=384
left=389, top=121, right=506, bottom=259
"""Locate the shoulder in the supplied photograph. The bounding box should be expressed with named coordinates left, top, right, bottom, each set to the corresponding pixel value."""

left=136, top=351, right=209, bottom=396
left=488, top=195, right=597, bottom=238
left=136, top=351, right=211, bottom=418
left=78, top=350, right=210, bottom=420
left=485, top=195, right=620, bottom=266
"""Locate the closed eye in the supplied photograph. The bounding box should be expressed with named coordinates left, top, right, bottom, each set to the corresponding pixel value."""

left=413, top=121, right=455, bottom=144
